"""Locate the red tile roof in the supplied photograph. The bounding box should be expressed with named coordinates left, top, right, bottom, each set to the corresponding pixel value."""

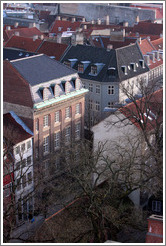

left=151, top=38, right=163, bottom=50
left=3, top=60, right=33, bottom=108
left=133, top=22, right=163, bottom=36
left=36, top=41, right=68, bottom=60
left=3, top=27, right=44, bottom=42
left=138, top=38, right=163, bottom=69
left=120, top=89, right=163, bottom=132
left=91, top=36, right=137, bottom=49
left=4, top=36, right=43, bottom=52
left=3, top=113, right=32, bottom=145
left=49, top=20, right=82, bottom=34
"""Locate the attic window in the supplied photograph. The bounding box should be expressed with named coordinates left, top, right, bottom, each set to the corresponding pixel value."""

left=78, top=63, right=84, bottom=73
left=50, top=84, right=55, bottom=95
left=91, top=65, right=97, bottom=75
left=107, top=67, right=116, bottom=77
left=38, top=87, right=44, bottom=99
left=121, top=66, right=127, bottom=75
left=139, top=59, right=145, bottom=68
left=64, top=60, right=71, bottom=67
left=130, top=63, right=136, bottom=72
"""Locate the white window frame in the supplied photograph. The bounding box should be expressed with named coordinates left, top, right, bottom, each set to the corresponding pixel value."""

left=96, top=85, right=100, bottom=94
left=65, top=126, right=71, bottom=143
left=65, top=107, right=70, bottom=119
left=75, top=103, right=80, bottom=114
left=89, top=83, right=93, bottom=92
left=27, top=140, right=31, bottom=150
left=108, top=85, right=115, bottom=95
left=55, top=111, right=60, bottom=122
left=152, top=200, right=161, bottom=212
left=95, top=101, right=100, bottom=111
left=54, top=131, right=60, bottom=149
left=43, top=115, right=49, bottom=128
left=75, top=122, right=81, bottom=139
left=43, top=136, right=49, bottom=154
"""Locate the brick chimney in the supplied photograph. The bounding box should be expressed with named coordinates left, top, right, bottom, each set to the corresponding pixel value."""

left=146, top=214, right=163, bottom=243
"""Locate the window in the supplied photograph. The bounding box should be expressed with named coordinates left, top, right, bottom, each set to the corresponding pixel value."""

left=89, top=83, right=93, bottom=92
left=15, top=146, right=20, bottom=155
left=78, top=63, right=84, bottom=73
left=75, top=103, right=80, bottom=114
left=27, top=172, right=32, bottom=185
left=17, top=178, right=21, bottom=191
left=21, top=159, right=26, bottom=169
left=65, top=127, right=71, bottom=143
left=54, top=132, right=60, bottom=149
left=27, top=140, right=31, bottom=149
left=96, top=85, right=100, bottom=94
left=95, top=101, right=100, bottom=111
left=64, top=60, right=70, bottom=67
left=21, top=143, right=25, bottom=152
left=75, top=122, right=81, bottom=139
left=27, top=156, right=31, bottom=166
left=108, top=102, right=114, bottom=108
left=35, top=120, right=39, bottom=131
left=108, top=85, right=114, bottom=95
left=16, top=161, right=21, bottom=171
left=89, top=99, right=93, bottom=110
left=43, top=136, right=49, bottom=154
left=55, top=111, right=60, bottom=122
left=91, top=65, right=97, bottom=75
left=152, top=201, right=161, bottom=212
left=43, top=115, right=49, bottom=128
left=22, top=175, right=26, bottom=188
left=65, top=107, right=70, bottom=118
left=3, top=183, right=12, bottom=197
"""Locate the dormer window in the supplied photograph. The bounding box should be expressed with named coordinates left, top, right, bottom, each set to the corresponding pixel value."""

left=64, top=59, right=77, bottom=68
left=121, top=66, right=127, bottom=75
left=64, top=60, right=71, bottom=67
left=58, top=27, right=62, bottom=31
left=91, top=65, right=97, bottom=75
left=139, top=59, right=145, bottom=68
left=130, top=63, right=136, bottom=72
left=78, top=63, right=84, bottom=73
left=38, top=87, right=44, bottom=99
left=107, top=67, right=116, bottom=77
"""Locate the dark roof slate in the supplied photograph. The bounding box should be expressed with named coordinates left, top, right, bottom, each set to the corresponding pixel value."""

left=3, top=47, right=36, bottom=61
left=11, top=54, right=77, bottom=86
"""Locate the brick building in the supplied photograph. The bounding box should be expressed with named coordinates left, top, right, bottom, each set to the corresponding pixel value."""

left=3, top=54, right=88, bottom=175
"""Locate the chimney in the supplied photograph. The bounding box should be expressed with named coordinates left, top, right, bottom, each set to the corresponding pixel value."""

left=137, top=37, right=141, bottom=44
left=15, top=31, right=20, bottom=36
left=33, top=35, right=38, bottom=41
left=147, top=52, right=155, bottom=63
left=107, top=44, right=113, bottom=51
left=123, top=21, right=129, bottom=27
left=83, top=24, right=87, bottom=30
left=146, top=215, right=163, bottom=243
left=97, top=18, right=101, bottom=25
left=106, top=15, right=109, bottom=25
left=143, top=55, right=150, bottom=65
left=40, top=34, right=44, bottom=40
left=56, top=16, right=61, bottom=20
left=91, top=20, right=95, bottom=24
left=152, top=50, right=160, bottom=61
left=6, top=26, right=11, bottom=30
left=14, top=22, right=19, bottom=28
left=147, top=36, right=151, bottom=41
left=122, top=29, right=125, bottom=37
left=160, top=33, right=163, bottom=38
left=72, top=17, right=76, bottom=23
left=32, top=22, right=36, bottom=27
left=135, top=15, right=139, bottom=23
left=57, top=33, right=62, bottom=43
left=82, top=17, right=86, bottom=22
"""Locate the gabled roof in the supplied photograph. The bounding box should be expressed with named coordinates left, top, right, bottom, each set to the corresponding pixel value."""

left=61, top=44, right=118, bottom=82
left=138, top=38, right=163, bottom=69
left=3, top=60, right=33, bottom=107
left=116, top=43, right=149, bottom=80
left=119, top=89, right=163, bottom=132
left=151, top=38, right=163, bottom=50
left=10, top=54, right=77, bottom=86
left=133, top=22, right=163, bottom=36
left=3, top=47, right=36, bottom=61
left=49, top=20, right=81, bottom=34
left=91, top=36, right=137, bottom=49
left=4, top=35, right=43, bottom=52
left=3, top=27, right=43, bottom=42
left=3, top=112, right=33, bottom=145
left=36, top=41, right=68, bottom=61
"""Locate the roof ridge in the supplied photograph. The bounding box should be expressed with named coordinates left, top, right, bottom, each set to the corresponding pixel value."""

left=10, top=53, right=42, bottom=62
